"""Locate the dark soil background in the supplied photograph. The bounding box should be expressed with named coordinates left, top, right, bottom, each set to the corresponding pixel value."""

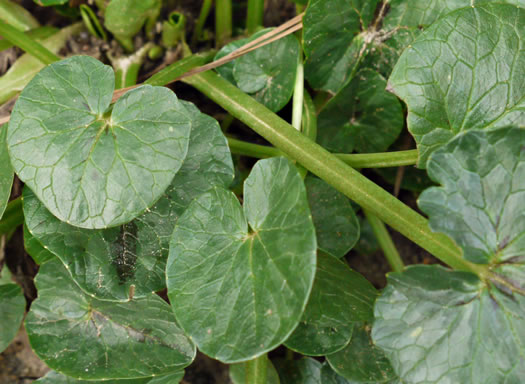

left=0, top=1, right=435, bottom=382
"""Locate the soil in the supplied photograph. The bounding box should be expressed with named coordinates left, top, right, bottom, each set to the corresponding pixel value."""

left=0, top=0, right=435, bottom=382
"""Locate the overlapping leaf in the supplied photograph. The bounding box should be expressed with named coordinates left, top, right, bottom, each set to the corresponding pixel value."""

left=0, top=283, right=25, bottom=353
left=321, top=363, right=402, bottom=384
left=26, top=259, right=195, bottom=380
left=389, top=4, right=525, bottom=166
left=8, top=56, right=191, bottom=228
left=372, top=127, right=525, bottom=383
left=24, top=101, right=234, bottom=301
left=275, top=358, right=322, bottom=384
left=317, top=69, right=403, bottom=154
left=35, top=370, right=185, bottom=383
left=285, top=252, right=377, bottom=356
left=105, top=0, right=161, bottom=45
left=0, top=125, right=13, bottom=219
left=306, top=176, right=359, bottom=258
left=230, top=360, right=280, bottom=384
left=215, top=29, right=300, bottom=112
left=167, top=157, right=316, bottom=363
left=23, top=223, right=54, bottom=265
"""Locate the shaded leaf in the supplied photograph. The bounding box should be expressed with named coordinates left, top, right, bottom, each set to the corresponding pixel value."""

left=0, top=283, right=25, bottom=353
left=167, top=157, right=317, bottom=363
left=373, top=127, right=525, bottom=383
left=388, top=4, right=525, bottom=166
left=23, top=101, right=233, bottom=301
left=215, top=29, right=300, bottom=112
left=230, top=360, right=280, bottom=384
left=327, top=324, right=396, bottom=383
left=374, top=167, right=434, bottom=194
left=26, top=259, right=195, bottom=380
left=306, top=176, right=359, bottom=258
left=0, top=125, right=13, bottom=219
left=353, top=217, right=380, bottom=256
left=23, top=223, right=54, bottom=265
left=285, top=251, right=377, bottom=356
left=275, top=358, right=322, bottom=384
left=33, top=0, right=68, bottom=6
left=8, top=56, right=191, bottom=229
left=321, top=363, right=402, bottom=384
left=317, top=69, right=403, bottom=153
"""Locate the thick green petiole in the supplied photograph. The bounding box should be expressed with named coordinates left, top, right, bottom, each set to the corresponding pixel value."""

left=0, top=26, right=57, bottom=52
left=244, top=354, right=268, bottom=384
left=0, top=198, right=23, bottom=235
left=215, top=0, right=232, bottom=47
left=0, top=19, right=60, bottom=64
left=246, top=0, right=264, bottom=34
left=364, top=209, right=404, bottom=273
left=182, top=70, right=488, bottom=277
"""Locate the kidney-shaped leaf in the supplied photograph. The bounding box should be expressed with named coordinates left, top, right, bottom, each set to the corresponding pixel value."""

left=0, top=125, right=13, bottom=219
left=285, top=252, right=377, bottom=356
left=389, top=4, right=525, bottom=167
left=26, top=259, right=195, bottom=380
left=373, top=127, right=525, bottom=383
left=0, top=283, right=25, bottom=353
left=8, top=55, right=191, bottom=229
left=23, top=101, right=233, bottom=301
left=167, top=157, right=317, bottom=363
left=317, top=69, right=403, bottom=154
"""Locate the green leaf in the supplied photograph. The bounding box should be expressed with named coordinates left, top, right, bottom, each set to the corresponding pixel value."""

left=373, top=128, right=525, bottom=383
left=285, top=251, right=377, bottom=356
left=23, top=223, right=54, bottom=265
left=167, top=157, right=317, bottom=363
left=1, top=0, right=40, bottom=31
left=230, top=360, right=281, bottom=384
left=306, top=176, right=359, bottom=258
left=388, top=4, right=525, bottom=167
left=275, top=358, right=322, bottom=384
left=317, top=69, right=403, bottom=154
left=0, top=126, right=13, bottom=219
left=321, top=363, right=403, bottom=384
left=8, top=55, right=191, bottom=229
left=33, top=0, right=68, bottom=6
left=303, top=0, right=381, bottom=93
left=327, top=324, right=396, bottom=383
left=215, top=29, right=300, bottom=112
left=26, top=259, right=195, bottom=380
left=0, top=283, right=25, bottom=353
left=353, top=216, right=380, bottom=255
left=374, top=167, right=434, bottom=194
left=23, top=101, right=234, bottom=301
left=419, top=127, right=525, bottom=264
left=35, top=370, right=185, bottom=383
left=104, top=0, right=161, bottom=44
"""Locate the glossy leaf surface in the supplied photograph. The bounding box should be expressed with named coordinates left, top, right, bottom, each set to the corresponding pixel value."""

left=389, top=4, right=525, bottom=166
left=0, top=125, right=13, bottom=219
left=215, top=29, right=300, bottom=112
left=26, top=259, right=195, bottom=380
left=24, top=101, right=233, bottom=301
left=303, top=0, right=380, bottom=93
left=23, top=223, right=54, bottom=265
left=8, top=56, right=191, bottom=228
left=35, top=370, right=184, bottom=383
left=306, top=176, right=359, bottom=258
left=373, top=128, right=525, bottom=383
left=327, top=324, right=396, bottom=383
left=321, top=363, right=402, bottom=384
left=317, top=69, right=403, bottom=153
left=285, top=252, right=377, bottom=356
left=167, top=157, right=316, bottom=362
left=0, top=283, right=25, bottom=353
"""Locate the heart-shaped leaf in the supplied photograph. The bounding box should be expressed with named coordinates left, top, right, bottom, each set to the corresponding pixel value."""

left=306, top=176, right=359, bottom=258
left=26, top=258, right=195, bottom=380
left=35, top=370, right=185, bottom=383
left=167, top=157, right=317, bottom=363
left=372, top=127, right=525, bottom=383
left=303, top=0, right=381, bottom=93
left=317, top=69, right=403, bottom=154
left=23, top=101, right=234, bottom=301
left=285, top=251, right=377, bottom=356
left=0, top=283, right=25, bottom=353
left=0, top=125, right=13, bottom=219
left=215, top=29, right=300, bottom=112
left=388, top=3, right=525, bottom=167
left=327, top=324, right=396, bottom=383
left=8, top=55, right=191, bottom=229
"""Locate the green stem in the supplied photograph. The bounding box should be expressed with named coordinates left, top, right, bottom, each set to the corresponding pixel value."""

left=226, top=137, right=417, bottom=168
left=0, top=19, right=60, bottom=64
left=145, top=51, right=216, bottom=86
left=245, top=354, right=268, bottom=384
left=192, top=0, right=213, bottom=45
left=246, top=0, right=264, bottom=34
left=162, top=11, right=187, bottom=48
left=302, top=90, right=317, bottom=143
left=215, top=0, right=232, bottom=47
left=111, top=42, right=153, bottom=89
left=364, top=209, right=404, bottom=273
left=0, top=26, right=57, bottom=51
left=182, top=70, right=488, bottom=277
left=0, top=197, right=23, bottom=235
